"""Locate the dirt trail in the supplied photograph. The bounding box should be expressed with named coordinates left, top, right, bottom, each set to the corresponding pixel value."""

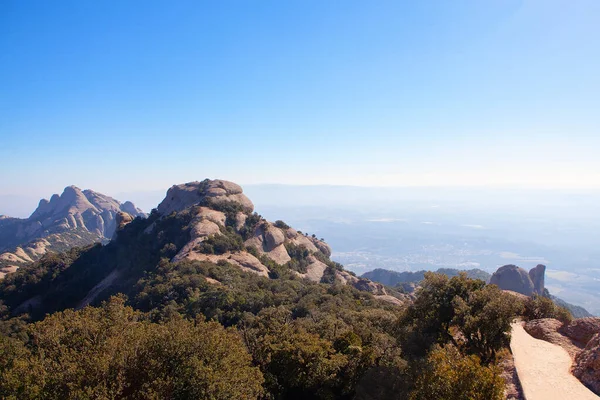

left=510, top=322, right=598, bottom=400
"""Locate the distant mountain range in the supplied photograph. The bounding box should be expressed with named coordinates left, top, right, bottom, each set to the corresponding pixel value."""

left=362, top=267, right=491, bottom=287
left=363, top=266, right=593, bottom=317
left=0, top=186, right=145, bottom=276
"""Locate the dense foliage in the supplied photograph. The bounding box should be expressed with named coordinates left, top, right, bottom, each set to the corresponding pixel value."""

left=410, top=345, right=504, bottom=400
left=397, top=273, right=521, bottom=364
left=522, top=294, right=573, bottom=324
left=0, top=208, right=527, bottom=399
left=0, top=296, right=263, bottom=399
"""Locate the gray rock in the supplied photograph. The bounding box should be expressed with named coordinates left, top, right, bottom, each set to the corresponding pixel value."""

left=490, top=265, right=535, bottom=296
left=157, top=179, right=254, bottom=215
left=529, top=264, right=546, bottom=295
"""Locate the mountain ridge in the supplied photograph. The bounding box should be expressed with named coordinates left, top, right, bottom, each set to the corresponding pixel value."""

left=0, top=186, right=145, bottom=275
left=0, top=179, right=406, bottom=319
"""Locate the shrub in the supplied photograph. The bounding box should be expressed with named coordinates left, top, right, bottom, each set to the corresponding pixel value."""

left=522, top=294, right=573, bottom=324
left=0, top=297, right=264, bottom=399
left=410, top=345, right=504, bottom=400
left=274, top=220, right=290, bottom=229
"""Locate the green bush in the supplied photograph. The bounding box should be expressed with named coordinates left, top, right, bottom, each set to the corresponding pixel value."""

left=523, top=294, right=573, bottom=324
left=274, top=220, right=290, bottom=229
left=0, top=297, right=264, bottom=399
left=410, top=345, right=504, bottom=400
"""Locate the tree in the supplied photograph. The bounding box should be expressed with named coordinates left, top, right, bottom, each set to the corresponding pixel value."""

left=397, top=272, right=485, bottom=358
left=523, top=294, right=572, bottom=324
left=410, top=345, right=504, bottom=400
left=453, top=284, right=522, bottom=363
left=0, top=297, right=264, bottom=399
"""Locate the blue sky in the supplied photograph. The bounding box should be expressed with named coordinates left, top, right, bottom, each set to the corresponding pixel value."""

left=1, top=0, right=599, bottom=201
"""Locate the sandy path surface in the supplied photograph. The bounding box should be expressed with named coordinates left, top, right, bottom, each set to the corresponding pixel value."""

left=510, top=322, right=598, bottom=400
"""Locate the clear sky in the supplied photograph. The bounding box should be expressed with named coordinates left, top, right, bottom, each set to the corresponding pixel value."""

left=1, top=0, right=599, bottom=200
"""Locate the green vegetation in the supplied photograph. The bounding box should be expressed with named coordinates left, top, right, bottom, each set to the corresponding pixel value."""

left=284, top=242, right=311, bottom=273
left=196, top=227, right=244, bottom=255
left=410, top=345, right=504, bottom=400
left=0, top=207, right=527, bottom=399
left=274, top=220, right=290, bottom=229
left=363, top=267, right=492, bottom=288
left=523, top=294, right=573, bottom=324
left=0, top=296, right=263, bottom=399
left=397, top=272, right=521, bottom=364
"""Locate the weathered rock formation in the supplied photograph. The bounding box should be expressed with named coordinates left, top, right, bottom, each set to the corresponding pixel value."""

left=154, top=179, right=401, bottom=302
left=0, top=186, right=145, bottom=274
left=573, top=333, right=600, bottom=395
left=490, top=264, right=545, bottom=296
left=157, top=180, right=253, bottom=215
left=529, top=264, right=546, bottom=295
left=562, top=318, right=600, bottom=345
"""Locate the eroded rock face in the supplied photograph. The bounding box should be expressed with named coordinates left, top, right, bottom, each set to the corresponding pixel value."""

left=573, top=333, right=600, bottom=395
left=529, top=264, right=546, bottom=295
left=115, top=212, right=134, bottom=231
left=561, top=318, right=600, bottom=345
left=155, top=179, right=393, bottom=296
left=490, top=265, right=535, bottom=296
left=157, top=179, right=254, bottom=215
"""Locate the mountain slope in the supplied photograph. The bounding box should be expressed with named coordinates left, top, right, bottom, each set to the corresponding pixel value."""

left=0, top=186, right=145, bottom=275
left=0, top=179, right=525, bottom=399
left=0, top=179, right=406, bottom=319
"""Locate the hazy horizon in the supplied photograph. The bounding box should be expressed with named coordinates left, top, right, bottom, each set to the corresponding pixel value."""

left=3, top=181, right=600, bottom=219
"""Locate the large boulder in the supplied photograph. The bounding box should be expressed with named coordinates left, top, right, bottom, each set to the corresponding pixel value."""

left=560, top=318, right=600, bottom=346
left=157, top=179, right=254, bottom=215
left=490, top=265, right=535, bottom=296
left=529, top=264, right=546, bottom=295
left=0, top=186, right=145, bottom=272
left=115, top=211, right=134, bottom=231
left=573, top=333, right=600, bottom=395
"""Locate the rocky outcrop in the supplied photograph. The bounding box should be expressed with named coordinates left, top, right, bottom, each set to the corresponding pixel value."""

left=573, top=333, right=600, bottom=395
left=490, top=264, right=546, bottom=296
left=560, top=318, right=600, bottom=345
left=183, top=251, right=270, bottom=278
left=296, top=255, right=328, bottom=282
left=490, top=265, right=535, bottom=296
left=157, top=179, right=254, bottom=215
left=157, top=179, right=387, bottom=297
left=115, top=212, right=134, bottom=231
left=0, top=187, right=145, bottom=275
left=529, top=264, right=546, bottom=295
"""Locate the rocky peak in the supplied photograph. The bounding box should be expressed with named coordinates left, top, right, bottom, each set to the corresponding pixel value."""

left=30, top=186, right=97, bottom=220
left=490, top=265, right=535, bottom=296
left=153, top=179, right=398, bottom=302
left=490, top=264, right=546, bottom=296
left=157, top=179, right=254, bottom=216
left=0, top=186, right=146, bottom=272
left=120, top=201, right=144, bottom=216
left=529, top=264, right=546, bottom=295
